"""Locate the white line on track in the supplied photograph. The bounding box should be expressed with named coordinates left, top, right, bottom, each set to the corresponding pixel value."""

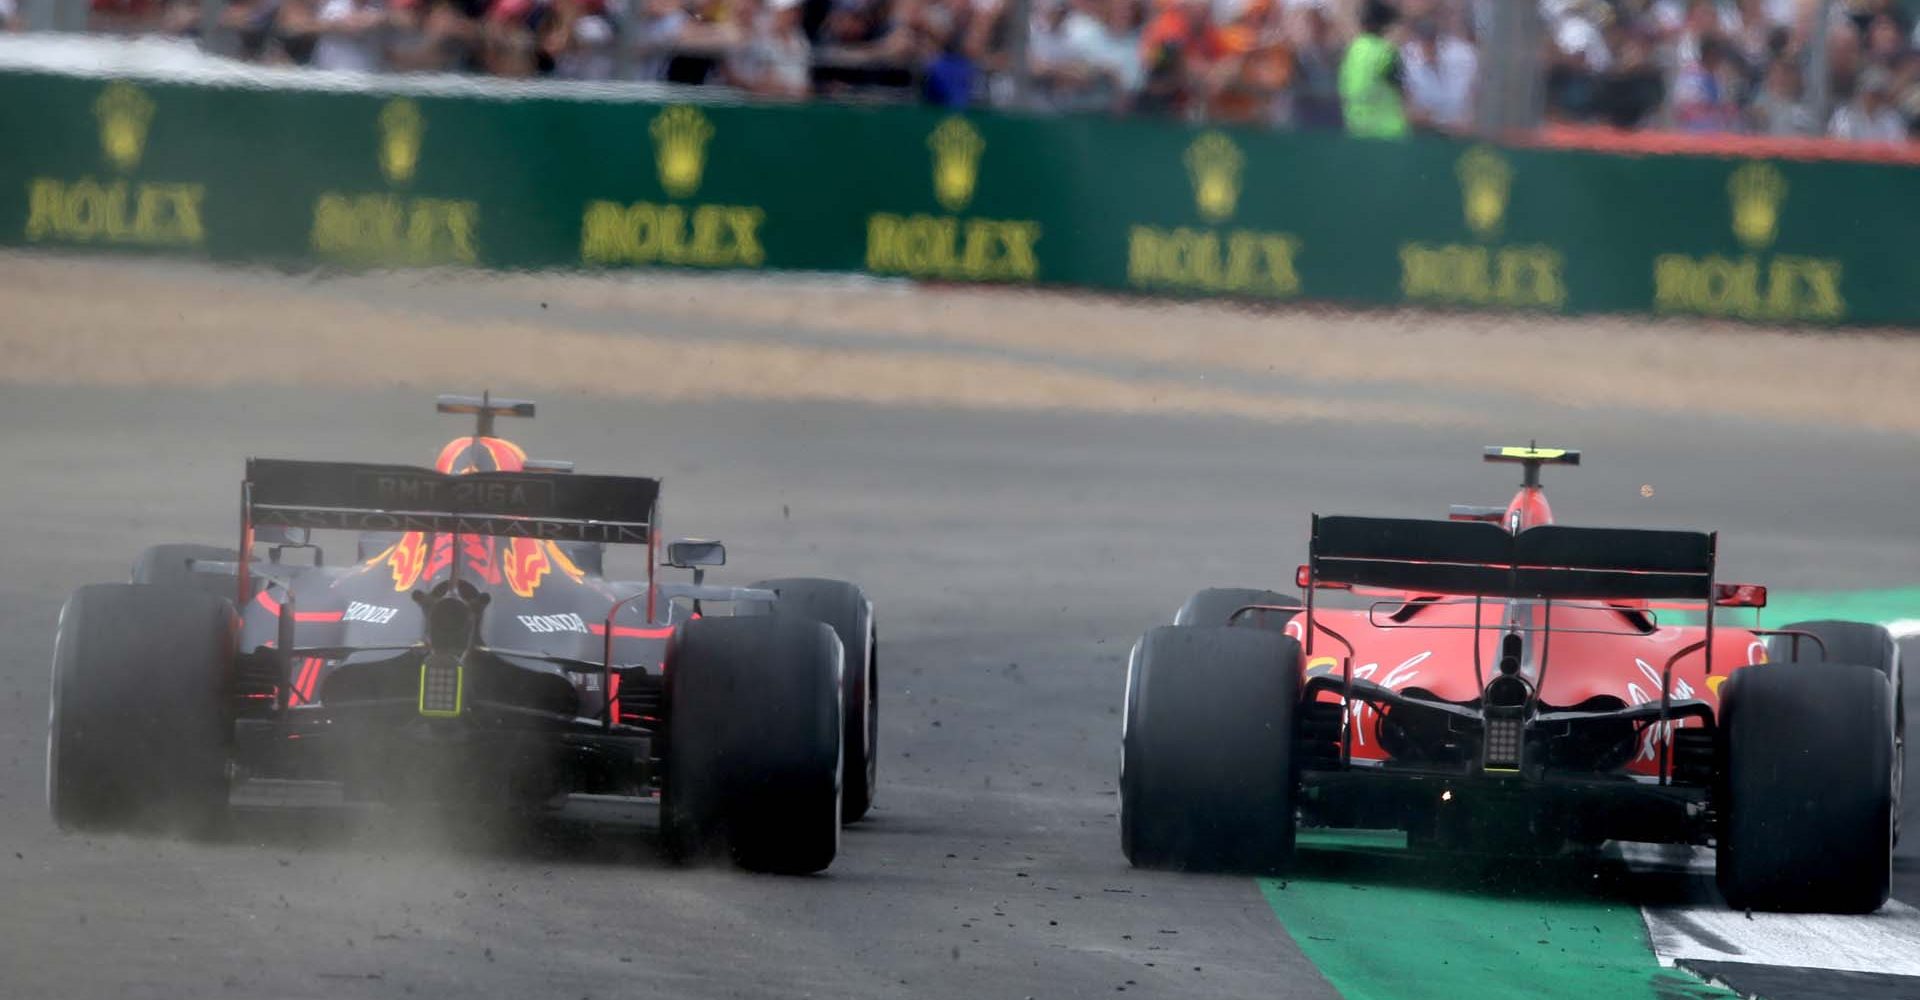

left=1610, top=843, right=1920, bottom=977
left=1643, top=900, right=1920, bottom=977
left=1885, top=618, right=1920, bottom=639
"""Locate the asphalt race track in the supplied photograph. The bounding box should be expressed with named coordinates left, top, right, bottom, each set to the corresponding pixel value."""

left=2, top=270, right=1918, bottom=999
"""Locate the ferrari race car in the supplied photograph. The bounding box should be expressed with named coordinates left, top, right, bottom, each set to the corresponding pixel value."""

left=1122, top=446, right=1905, bottom=913
left=48, top=394, right=878, bottom=874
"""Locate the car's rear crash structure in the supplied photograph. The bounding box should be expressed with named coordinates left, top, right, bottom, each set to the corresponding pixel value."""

left=1122, top=447, right=1904, bottom=913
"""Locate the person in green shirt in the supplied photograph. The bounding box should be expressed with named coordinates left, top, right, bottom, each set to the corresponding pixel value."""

left=1340, top=0, right=1409, bottom=139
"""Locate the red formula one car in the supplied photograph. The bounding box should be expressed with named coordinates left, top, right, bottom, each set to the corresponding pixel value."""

left=1122, top=447, right=1904, bottom=913
left=48, top=394, right=877, bottom=874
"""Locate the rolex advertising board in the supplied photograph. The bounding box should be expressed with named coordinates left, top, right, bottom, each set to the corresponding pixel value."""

left=0, top=69, right=1912, bottom=326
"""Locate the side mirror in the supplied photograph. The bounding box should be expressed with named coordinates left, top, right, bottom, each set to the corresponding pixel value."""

left=667, top=539, right=727, bottom=569
left=667, top=538, right=725, bottom=594
left=256, top=524, right=322, bottom=566
left=1712, top=583, right=1768, bottom=608
left=255, top=525, right=310, bottom=547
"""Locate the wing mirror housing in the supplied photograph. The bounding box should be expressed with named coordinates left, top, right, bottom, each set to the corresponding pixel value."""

left=667, top=538, right=726, bottom=586
left=1712, top=583, right=1767, bottom=608
left=255, top=524, right=322, bottom=566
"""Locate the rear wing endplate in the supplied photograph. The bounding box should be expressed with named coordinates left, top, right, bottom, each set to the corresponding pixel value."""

left=1309, top=515, right=1715, bottom=600
left=244, top=458, right=659, bottom=545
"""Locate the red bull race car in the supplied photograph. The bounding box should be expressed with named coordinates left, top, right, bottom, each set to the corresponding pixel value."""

left=1122, top=446, right=1904, bottom=913
left=48, top=394, right=878, bottom=874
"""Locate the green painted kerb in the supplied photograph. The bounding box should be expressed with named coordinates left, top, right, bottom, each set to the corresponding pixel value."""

left=1259, top=836, right=1731, bottom=1000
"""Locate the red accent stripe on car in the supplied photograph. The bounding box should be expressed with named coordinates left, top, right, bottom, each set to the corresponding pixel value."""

left=252, top=593, right=344, bottom=623
left=587, top=624, right=674, bottom=639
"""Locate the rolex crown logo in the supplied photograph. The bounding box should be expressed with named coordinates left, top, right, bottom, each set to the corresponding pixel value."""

left=651, top=106, right=714, bottom=199
left=1184, top=132, right=1244, bottom=222
left=378, top=99, right=425, bottom=185
left=1456, top=145, right=1511, bottom=238
left=94, top=83, right=155, bottom=173
left=928, top=117, right=985, bottom=212
left=1728, top=162, right=1786, bottom=250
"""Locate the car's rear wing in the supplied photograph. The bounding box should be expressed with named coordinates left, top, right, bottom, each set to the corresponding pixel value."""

left=244, top=458, right=659, bottom=546
left=1308, top=515, right=1715, bottom=601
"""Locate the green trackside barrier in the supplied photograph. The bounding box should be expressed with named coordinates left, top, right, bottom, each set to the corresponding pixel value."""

left=3, top=69, right=1916, bottom=326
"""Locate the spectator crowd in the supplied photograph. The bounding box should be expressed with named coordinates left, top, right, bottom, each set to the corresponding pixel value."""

left=47, top=0, right=1920, bottom=141
left=1545, top=0, right=1920, bottom=141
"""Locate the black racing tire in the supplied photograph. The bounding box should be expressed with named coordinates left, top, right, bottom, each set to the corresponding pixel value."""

left=1769, top=619, right=1905, bottom=843
left=132, top=544, right=241, bottom=601
left=1122, top=625, right=1300, bottom=873
left=1716, top=662, right=1895, bottom=913
left=1173, top=588, right=1300, bottom=631
left=662, top=613, right=843, bottom=874
left=49, top=583, right=235, bottom=834
left=747, top=578, right=877, bottom=823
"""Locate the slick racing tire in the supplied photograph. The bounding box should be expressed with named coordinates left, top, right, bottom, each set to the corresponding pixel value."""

left=1173, top=588, right=1300, bottom=631
left=1122, top=625, right=1300, bottom=873
left=746, top=578, right=878, bottom=823
left=132, top=544, right=241, bottom=602
left=1768, top=619, right=1904, bottom=843
left=663, top=613, right=843, bottom=874
left=49, top=583, right=235, bottom=835
left=1716, top=662, right=1895, bottom=913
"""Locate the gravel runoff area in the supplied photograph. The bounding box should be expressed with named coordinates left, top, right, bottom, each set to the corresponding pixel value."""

left=4, top=253, right=1919, bottom=435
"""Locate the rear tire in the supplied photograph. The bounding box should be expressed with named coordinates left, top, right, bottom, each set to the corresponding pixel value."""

left=132, top=544, right=240, bottom=601
left=1173, top=588, right=1299, bottom=631
left=1768, top=619, right=1904, bottom=843
left=1716, top=662, right=1894, bottom=913
left=746, top=578, right=877, bottom=823
left=663, top=613, right=843, bottom=874
left=48, top=583, right=235, bottom=834
left=1122, top=625, right=1300, bottom=873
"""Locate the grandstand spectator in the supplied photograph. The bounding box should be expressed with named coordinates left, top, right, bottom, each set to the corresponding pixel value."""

left=1284, top=0, right=1343, bottom=129
left=386, top=0, right=479, bottom=73
left=1592, top=23, right=1666, bottom=127
left=272, top=0, right=384, bottom=69
left=1544, top=0, right=1611, bottom=120
left=479, top=0, right=541, bottom=77
left=728, top=0, right=813, bottom=95
left=1339, top=0, right=1408, bottom=137
left=1748, top=53, right=1817, bottom=133
left=1138, top=0, right=1234, bottom=117
left=1399, top=11, right=1475, bottom=129
left=919, top=0, right=980, bottom=105
left=629, top=0, right=694, bottom=80
left=534, top=0, right=618, bottom=79
left=1669, top=34, right=1743, bottom=130
left=1866, top=10, right=1908, bottom=65
left=300, top=0, right=387, bottom=71
left=1829, top=63, right=1909, bottom=139
left=1898, top=49, right=1920, bottom=131
left=810, top=0, right=920, bottom=95
left=1027, top=0, right=1143, bottom=111
left=1205, top=0, right=1293, bottom=125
